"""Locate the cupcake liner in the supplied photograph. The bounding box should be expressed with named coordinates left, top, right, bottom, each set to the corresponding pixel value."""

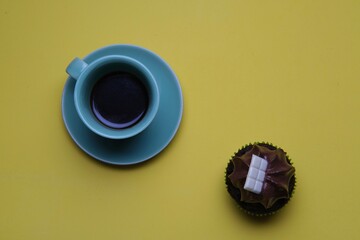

left=225, top=141, right=296, bottom=217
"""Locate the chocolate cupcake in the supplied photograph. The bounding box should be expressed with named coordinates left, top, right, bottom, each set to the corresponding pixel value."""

left=225, top=142, right=296, bottom=216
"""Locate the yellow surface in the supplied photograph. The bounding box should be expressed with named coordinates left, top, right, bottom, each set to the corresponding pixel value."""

left=1, top=0, right=360, bottom=239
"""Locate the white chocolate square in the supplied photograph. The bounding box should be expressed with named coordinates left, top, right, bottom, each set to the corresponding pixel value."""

left=244, top=177, right=256, bottom=190
left=251, top=156, right=262, bottom=168
left=259, top=159, right=268, bottom=171
left=248, top=168, right=259, bottom=179
left=257, top=170, right=266, bottom=182
left=243, top=154, right=268, bottom=194
left=254, top=181, right=263, bottom=194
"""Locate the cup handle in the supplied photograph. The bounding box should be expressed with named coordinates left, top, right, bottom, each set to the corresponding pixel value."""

left=66, top=57, right=88, bottom=80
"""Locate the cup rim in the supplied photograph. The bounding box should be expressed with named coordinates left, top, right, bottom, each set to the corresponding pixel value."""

left=73, top=55, right=160, bottom=139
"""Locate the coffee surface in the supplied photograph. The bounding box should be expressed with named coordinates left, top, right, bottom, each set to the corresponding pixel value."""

left=90, top=72, right=149, bottom=129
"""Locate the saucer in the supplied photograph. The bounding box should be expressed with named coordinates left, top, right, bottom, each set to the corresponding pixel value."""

left=61, top=44, right=183, bottom=165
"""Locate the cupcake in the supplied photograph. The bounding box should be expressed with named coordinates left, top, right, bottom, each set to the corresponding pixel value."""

left=225, top=142, right=296, bottom=216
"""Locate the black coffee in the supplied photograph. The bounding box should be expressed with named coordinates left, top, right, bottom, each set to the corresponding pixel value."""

left=90, top=72, right=149, bottom=129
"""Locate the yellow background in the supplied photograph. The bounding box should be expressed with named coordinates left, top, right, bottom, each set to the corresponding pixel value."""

left=1, top=0, right=360, bottom=239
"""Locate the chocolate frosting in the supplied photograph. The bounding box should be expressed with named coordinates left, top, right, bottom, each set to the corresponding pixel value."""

left=228, top=144, right=295, bottom=209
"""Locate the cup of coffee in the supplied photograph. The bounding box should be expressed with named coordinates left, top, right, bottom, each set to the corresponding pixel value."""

left=66, top=55, right=160, bottom=139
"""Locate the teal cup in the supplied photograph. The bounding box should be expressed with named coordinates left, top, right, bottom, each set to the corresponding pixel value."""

left=66, top=55, right=160, bottom=139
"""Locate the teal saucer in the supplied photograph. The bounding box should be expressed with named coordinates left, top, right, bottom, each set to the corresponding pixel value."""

left=61, top=45, right=183, bottom=165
